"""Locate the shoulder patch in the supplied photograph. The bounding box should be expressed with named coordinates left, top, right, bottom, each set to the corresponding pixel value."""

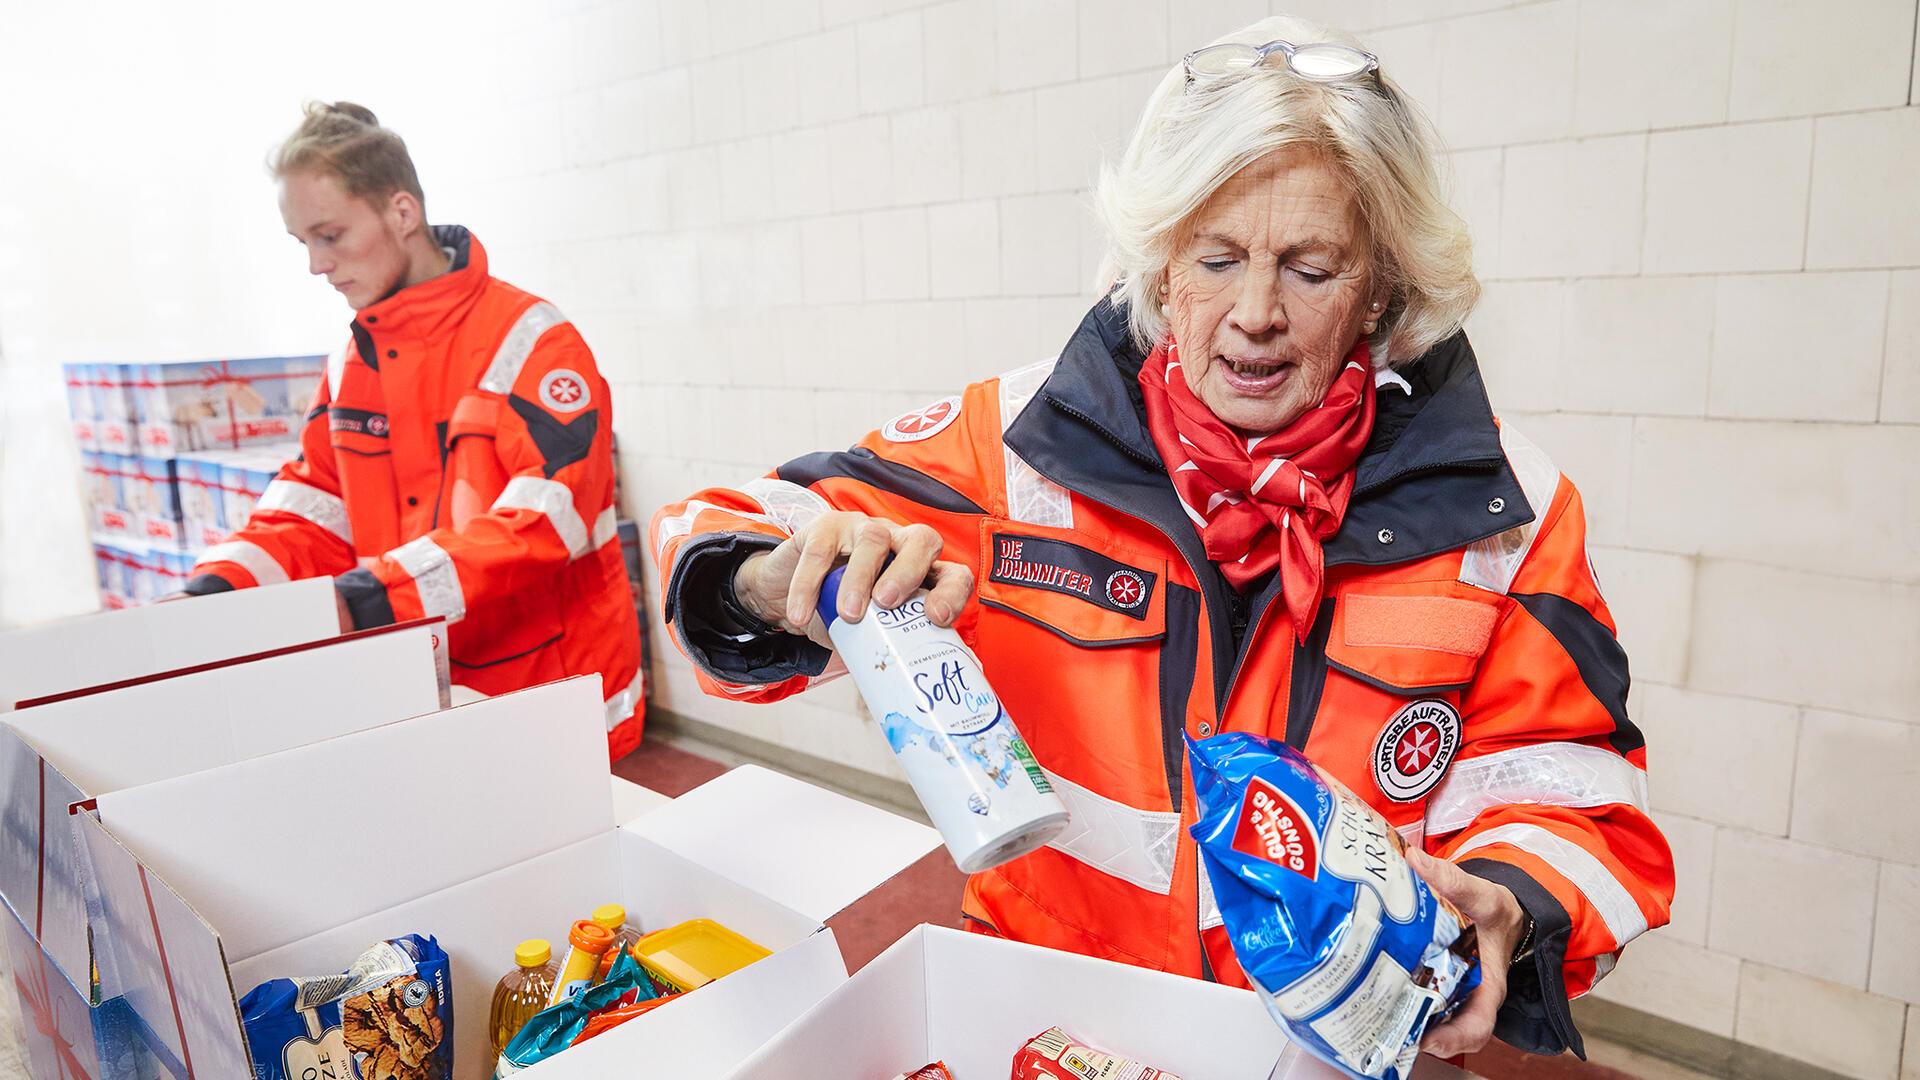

left=539, top=368, right=592, bottom=413
left=882, top=395, right=962, bottom=443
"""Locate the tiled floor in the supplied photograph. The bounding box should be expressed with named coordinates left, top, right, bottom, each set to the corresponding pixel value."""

left=0, top=738, right=1720, bottom=1080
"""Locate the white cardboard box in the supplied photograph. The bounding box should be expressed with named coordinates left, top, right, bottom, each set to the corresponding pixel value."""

left=726, top=925, right=1469, bottom=1080
left=0, top=621, right=449, bottom=1014
left=69, top=679, right=939, bottom=1079
left=0, top=577, right=340, bottom=711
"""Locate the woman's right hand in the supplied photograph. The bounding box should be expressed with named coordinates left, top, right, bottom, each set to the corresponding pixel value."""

left=731, top=512, right=976, bottom=648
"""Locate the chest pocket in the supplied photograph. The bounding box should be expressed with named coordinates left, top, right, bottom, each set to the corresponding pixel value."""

left=1324, top=586, right=1502, bottom=695
left=1311, top=583, right=1505, bottom=817
left=975, top=523, right=1168, bottom=647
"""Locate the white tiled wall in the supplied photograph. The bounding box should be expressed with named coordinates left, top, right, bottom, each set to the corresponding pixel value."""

left=1, top=1, right=1917, bottom=1075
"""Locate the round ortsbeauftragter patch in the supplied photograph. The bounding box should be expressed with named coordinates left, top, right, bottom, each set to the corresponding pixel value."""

left=540, top=368, right=591, bottom=412
left=1372, top=699, right=1462, bottom=802
left=882, top=396, right=961, bottom=442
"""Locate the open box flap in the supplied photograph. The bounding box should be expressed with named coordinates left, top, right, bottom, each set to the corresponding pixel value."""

left=0, top=577, right=338, bottom=711
left=920, top=925, right=1293, bottom=1076
left=623, top=763, right=939, bottom=924
left=0, top=730, right=92, bottom=998
left=723, top=923, right=934, bottom=1077
left=75, top=807, right=252, bottom=1080
left=94, top=677, right=613, bottom=961
left=5, top=621, right=445, bottom=797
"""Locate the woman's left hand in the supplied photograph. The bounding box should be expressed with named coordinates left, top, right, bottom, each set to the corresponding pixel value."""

left=1405, top=848, right=1527, bottom=1058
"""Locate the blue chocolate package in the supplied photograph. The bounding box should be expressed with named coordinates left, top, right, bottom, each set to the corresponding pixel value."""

left=1189, top=733, right=1478, bottom=1080
left=239, top=934, right=452, bottom=1080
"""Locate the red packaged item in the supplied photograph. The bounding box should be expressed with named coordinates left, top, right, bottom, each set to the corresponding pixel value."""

left=893, top=1066, right=955, bottom=1080
left=1013, top=1027, right=1183, bottom=1080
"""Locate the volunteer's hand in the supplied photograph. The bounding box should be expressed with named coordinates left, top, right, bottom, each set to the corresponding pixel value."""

left=1407, top=848, right=1525, bottom=1059
left=733, top=512, right=975, bottom=649
left=334, top=588, right=355, bottom=634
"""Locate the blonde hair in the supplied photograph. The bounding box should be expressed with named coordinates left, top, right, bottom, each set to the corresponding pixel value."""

left=271, top=101, right=427, bottom=216
left=1096, top=15, right=1478, bottom=367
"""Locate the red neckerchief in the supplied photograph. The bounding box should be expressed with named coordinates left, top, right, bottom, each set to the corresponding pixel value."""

left=1138, top=337, right=1376, bottom=638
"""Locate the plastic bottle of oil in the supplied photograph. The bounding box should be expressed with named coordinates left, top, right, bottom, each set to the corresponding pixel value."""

left=489, top=939, right=558, bottom=1068
left=591, top=903, right=644, bottom=978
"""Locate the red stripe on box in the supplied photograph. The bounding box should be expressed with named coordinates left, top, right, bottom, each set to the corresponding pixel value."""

left=34, top=760, right=45, bottom=938
left=138, top=864, right=196, bottom=1079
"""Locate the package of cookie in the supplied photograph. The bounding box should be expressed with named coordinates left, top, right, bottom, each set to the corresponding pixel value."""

left=239, top=934, right=454, bottom=1080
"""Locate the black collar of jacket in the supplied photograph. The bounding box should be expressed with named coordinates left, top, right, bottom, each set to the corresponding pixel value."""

left=1004, top=296, right=1534, bottom=570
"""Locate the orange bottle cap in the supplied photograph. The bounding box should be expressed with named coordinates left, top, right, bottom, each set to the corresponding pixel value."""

left=569, top=920, right=615, bottom=951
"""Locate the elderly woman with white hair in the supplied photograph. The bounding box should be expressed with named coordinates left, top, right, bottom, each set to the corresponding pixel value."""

left=652, top=15, right=1671, bottom=1060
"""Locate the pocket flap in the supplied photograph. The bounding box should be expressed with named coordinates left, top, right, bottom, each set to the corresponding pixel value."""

left=449, top=393, right=501, bottom=439
left=977, top=524, right=1166, bottom=647
left=1324, top=588, right=1502, bottom=693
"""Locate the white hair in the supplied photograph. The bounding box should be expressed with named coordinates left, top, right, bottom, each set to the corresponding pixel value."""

left=1096, top=14, right=1479, bottom=367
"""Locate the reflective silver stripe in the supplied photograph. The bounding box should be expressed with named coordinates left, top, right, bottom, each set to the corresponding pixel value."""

left=326, top=339, right=351, bottom=399
left=195, top=541, right=289, bottom=586
left=1590, top=950, right=1618, bottom=989
left=1199, top=859, right=1223, bottom=930
left=604, top=672, right=642, bottom=731
left=1453, top=823, right=1648, bottom=949
left=479, top=302, right=568, bottom=395
left=389, top=536, right=466, bottom=624
left=653, top=500, right=773, bottom=575
left=493, top=476, right=590, bottom=557
left=1459, top=423, right=1560, bottom=594
left=590, top=507, right=618, bottom=551
left=1425, top=743, right=1650, bottom=837
left=998, top=357, right=1074, bottom=528
left=256, top=479, right=352, bottom=545
left=1042, top=768, right=1179, bottom=895
left=738, top=476, right=829, bottom=534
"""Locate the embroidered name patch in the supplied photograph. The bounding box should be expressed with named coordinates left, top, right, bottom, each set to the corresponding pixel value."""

left=990, top=533, right=1157, bottom=620
left=329, top=406, right=389, bottom=437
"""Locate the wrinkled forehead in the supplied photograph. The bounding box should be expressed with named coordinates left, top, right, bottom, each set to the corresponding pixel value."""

left=1188, top=147, right=1367, bottom=253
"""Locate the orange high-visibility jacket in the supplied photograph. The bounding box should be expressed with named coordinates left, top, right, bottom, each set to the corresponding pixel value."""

left=652, top=299, right=1671, bottom=1056
left=187, top=226, right=645, bottom=756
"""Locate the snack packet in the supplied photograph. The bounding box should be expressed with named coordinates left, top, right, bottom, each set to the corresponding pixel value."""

left=894, top=1065, right=955, bottom=1080
left=1012, top=1027, right=1182, bottom=1079
left=1189, top=733, right=1478, bottom=1080
left=496, top=947, right=656, bottom=1074
left=238, top=934, right=453, bottom=1080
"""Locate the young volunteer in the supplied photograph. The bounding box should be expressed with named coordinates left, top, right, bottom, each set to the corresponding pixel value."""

left=182, top=102, right=645, bottom=756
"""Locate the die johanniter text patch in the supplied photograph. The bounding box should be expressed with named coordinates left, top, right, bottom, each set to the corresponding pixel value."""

left=990, top=532, right=1157, bottom=620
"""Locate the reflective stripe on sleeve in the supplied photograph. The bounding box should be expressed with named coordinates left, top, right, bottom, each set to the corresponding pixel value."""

left=652, top=500, right=774, bottom=575
left=591, top=506, right=618, bottom=551
left=255, top=479, right=352, bottom=545
left=388, top=536, right=466, bottom=624
left=194, top=541, right=290, bottom=586
left=604, top=672, right=642, bottom=731
left=738, top=476, right=830, bottom=534
left=1453, top=822, right=1649, bottom=949
left=1042, top=769, right=1179, bottom=895
left=492, top=476, right=590, bottom=557
left=479, top=302, right=568, bottom=395
left=1424, top=743, right=1650, bottom=837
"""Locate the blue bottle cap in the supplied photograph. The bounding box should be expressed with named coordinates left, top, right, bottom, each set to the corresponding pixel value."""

left=815, top=565, right=848, bottom=630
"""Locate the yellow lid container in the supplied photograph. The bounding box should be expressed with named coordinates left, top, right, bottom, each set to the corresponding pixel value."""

left=631, top=919, right=771, bottom=992
left=514, top=939, right=552, bottom=968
